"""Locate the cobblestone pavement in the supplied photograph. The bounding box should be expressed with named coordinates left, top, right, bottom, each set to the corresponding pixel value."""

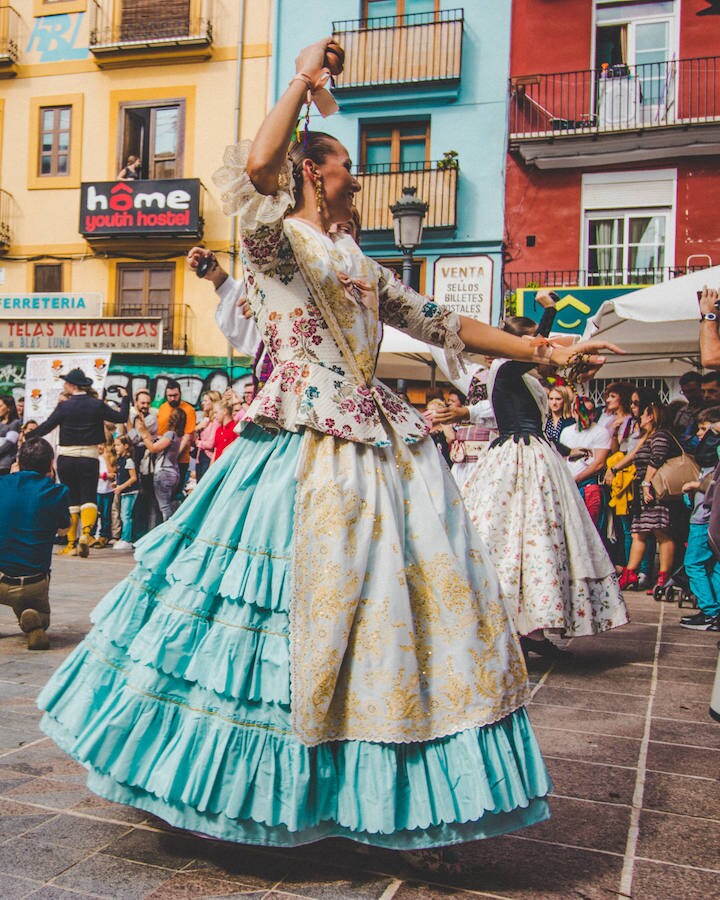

left=0, top=551, right=718, bottom=899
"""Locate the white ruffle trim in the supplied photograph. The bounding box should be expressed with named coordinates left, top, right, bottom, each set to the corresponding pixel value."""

left=212, top=140, right=296, bottom=224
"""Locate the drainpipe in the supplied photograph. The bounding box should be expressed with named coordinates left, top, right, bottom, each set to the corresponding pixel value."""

left=227, top=0, right=247, bottom=381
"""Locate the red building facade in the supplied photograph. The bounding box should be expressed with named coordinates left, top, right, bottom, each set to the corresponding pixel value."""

left=504, top=0, right=720, bottom=321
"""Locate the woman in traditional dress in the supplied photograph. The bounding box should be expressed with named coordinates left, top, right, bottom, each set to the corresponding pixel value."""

left=38, top=38, right=617, bottom=852
left=462, top=292, right=627, bottom=658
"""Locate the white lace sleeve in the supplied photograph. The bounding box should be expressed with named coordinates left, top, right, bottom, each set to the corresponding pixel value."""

left=212, top=140, right=295, bottom=232
left=376, top=264, right=466, bottom=380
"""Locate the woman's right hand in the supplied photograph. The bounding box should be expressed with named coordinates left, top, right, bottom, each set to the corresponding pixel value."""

left=294, top=38, right=342, bottom=79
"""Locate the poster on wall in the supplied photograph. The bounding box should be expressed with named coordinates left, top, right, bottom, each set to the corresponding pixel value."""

left=24, top=353, right=112, bottom=426
left=433, top=256, right=493, bottom=324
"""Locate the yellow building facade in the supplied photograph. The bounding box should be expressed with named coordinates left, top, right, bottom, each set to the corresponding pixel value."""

left=0, top=0, right=273, bottom=394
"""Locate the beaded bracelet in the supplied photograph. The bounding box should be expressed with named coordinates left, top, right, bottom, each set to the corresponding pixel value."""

left=556, top=351, right=592, bottom=389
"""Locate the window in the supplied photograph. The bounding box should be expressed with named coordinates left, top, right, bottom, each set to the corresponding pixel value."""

left=582, top=169, right=675, bottom=285
left=120, top=0, right=190, bottom=42
left=38, top=106, right=71, bottom=176
left=118, top=100, right=185, bottom=179
left=28, top=94, right=83, bottom=189
left=586, top=212, right=669, bottom=284
left=360, top=122, right=429, bottom=171
left=117, top=264, right=175, bottom=347
left=595, top=2, right=677, bottom=120
left=363, top=0, right=439, bottom=20
left=33, top=263, right=63, bottom=292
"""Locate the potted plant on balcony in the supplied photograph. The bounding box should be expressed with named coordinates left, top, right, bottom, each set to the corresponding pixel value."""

left=437, top=150, right=459, bottom=171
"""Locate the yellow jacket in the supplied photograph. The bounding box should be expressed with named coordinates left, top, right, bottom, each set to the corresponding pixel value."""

left=607, top=451, right=635, bottom=516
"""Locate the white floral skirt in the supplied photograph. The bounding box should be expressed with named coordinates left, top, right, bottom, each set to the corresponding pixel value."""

left=462, top=436, right=628, bottom=637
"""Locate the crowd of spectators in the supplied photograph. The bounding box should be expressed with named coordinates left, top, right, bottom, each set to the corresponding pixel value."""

left=425, top=368, right=720, bottom=632
left=0, top=376, right=255, bottom=557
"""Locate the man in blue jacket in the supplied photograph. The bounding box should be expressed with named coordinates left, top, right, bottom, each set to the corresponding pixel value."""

left=0, top=439, right=69, bottom=649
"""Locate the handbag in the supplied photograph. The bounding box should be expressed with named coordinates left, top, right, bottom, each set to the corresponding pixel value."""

left=650, top=435, right=700, bottom=501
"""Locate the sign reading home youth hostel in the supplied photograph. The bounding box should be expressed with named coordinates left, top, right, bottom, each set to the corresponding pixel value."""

left=516, top=286, right=641, bottom=335
left=79, top=179, right=202, bottom=237
left=433, top=256, right=493, bottom=324
left=0, top=293, right=103, bottom=318
left=0, top=319, right=162, bottom=353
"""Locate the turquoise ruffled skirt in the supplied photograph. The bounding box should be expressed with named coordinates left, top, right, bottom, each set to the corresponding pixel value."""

left=39, top=426, right=551, bottom=848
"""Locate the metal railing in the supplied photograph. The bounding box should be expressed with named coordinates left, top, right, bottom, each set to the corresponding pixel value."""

left=114, top=302, right=188, bottom=352
left=503, top=264, right=711, bottom=294
left=354, top=162, right=458, bottom=232
left=510, top=56, right=720, bottom=137
left=89, top=0, right=213, bottom=49
left=0, top=188, right=12, bottom=247
left=0, top=4, right=19, bottom=63
left=332, top=8, right=463, bottom=89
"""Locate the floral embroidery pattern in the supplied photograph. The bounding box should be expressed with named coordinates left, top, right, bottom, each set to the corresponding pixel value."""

left=291, top=430, right=529, bottom=745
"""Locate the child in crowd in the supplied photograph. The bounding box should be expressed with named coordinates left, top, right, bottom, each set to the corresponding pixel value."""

left=112, top=435, right=138, bottom=551
left=213, top=398, right=238, bottom=461
left=680, top=408, right=720, bottom=631
left=93, top=441, right=116, bottom=548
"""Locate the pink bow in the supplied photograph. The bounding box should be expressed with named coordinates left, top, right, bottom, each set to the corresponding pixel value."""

left=337, top=273, right=376, bottom=310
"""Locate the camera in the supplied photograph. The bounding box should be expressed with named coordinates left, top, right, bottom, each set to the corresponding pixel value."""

left=196, top=255, right=215, bottom=278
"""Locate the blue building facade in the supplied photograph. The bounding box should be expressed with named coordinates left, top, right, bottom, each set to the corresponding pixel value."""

left=272, top=1, right=512, bottom=327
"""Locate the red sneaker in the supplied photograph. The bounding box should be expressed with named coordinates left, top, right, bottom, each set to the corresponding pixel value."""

left=619, top=568, right=639, bottom=590
left=647, top=571, right=668, bottom=595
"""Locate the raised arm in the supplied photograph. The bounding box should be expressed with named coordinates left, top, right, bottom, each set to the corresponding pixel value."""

left=246, top=38, right=341, bottom=195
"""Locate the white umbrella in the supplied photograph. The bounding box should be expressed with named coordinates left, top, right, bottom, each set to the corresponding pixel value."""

left=580, top=266, right=720, bottom=376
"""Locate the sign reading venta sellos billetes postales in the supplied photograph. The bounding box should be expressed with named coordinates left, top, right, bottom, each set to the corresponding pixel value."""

left=433, top=256, right=494, bottom=324
left=79, top=179, right=202, bottom=237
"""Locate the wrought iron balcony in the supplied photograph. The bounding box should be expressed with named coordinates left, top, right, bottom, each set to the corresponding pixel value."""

left=510, top=56, right=720, bottom=139
left=503, top=264, right=711, bottom=294
left=89, top=0, right=213, bottom=62
left=353, top=162, right=458, bottom=233
left=113, top=302, right=189, bottom=353
left=0, top=188, right=12, bottom=251
left=0, top=4, right=20, bottom=73
left=332, top=8, right=463, bottom=91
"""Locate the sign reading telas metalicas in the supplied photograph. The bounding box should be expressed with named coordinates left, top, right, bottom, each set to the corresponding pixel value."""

left=0, top=319, right=162, bottom=353
left=79, top=179, right=202, bottom=237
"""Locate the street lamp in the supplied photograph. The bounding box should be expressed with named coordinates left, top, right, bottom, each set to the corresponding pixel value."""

left=390, top=186, right=428, bottom=287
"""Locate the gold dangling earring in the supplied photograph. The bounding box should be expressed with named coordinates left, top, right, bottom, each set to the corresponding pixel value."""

left=314, top=175, right=325, bottom=215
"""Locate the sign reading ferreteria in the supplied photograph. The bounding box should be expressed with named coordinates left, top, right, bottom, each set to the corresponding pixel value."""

left=0, top=293, right=103, bottom=318
left=433, top=255, right=493, bottom=324
left=0, top=319, right=162, bottom=353
left=517, top=286, right=641, bottom=335
left=79, top=179, right=202, bottom=237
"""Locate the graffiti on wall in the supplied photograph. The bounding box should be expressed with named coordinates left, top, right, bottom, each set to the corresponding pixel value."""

left=103, top=369, right=251, bottom=407
left=27, top=14, right=89, bottom=62
left=0, top=360, right=251, bottom=406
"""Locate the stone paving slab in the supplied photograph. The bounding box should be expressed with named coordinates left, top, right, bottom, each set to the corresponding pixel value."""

left=0, top=552, right=718, bottom=898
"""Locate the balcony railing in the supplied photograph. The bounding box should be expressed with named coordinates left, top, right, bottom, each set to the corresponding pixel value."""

left=510, top=56, right=720, bottom=138
left=89, top=0, right=213, bottom=52
left=354, top=162, right=458, bottom=232
left=0, top=188, right=12, bottom=249
left=0, top=4, right=20, bottom=66
left=503, top=264, right=711, bottom=294
left=115, top=302, right=189, bottom=353
left=332, top=8, right=463, bottom=89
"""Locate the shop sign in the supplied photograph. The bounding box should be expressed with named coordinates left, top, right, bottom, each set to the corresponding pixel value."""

left=433, top=256, right=493, bottom=324
left=517, top=286, right=641, bottom=335
left=0, top=293, right=103, bottom=318
left=0, top=319, right=162, bottom=353
left=79, top=179, right=202, bottom=237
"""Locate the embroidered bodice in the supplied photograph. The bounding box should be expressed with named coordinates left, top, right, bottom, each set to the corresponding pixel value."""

left=213, top=142, right=464, bottom=447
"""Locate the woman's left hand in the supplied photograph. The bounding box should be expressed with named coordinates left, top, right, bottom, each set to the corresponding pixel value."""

left=549, top=339, right=624, bottom=381
left=642, top=484, right=653, bottom=504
